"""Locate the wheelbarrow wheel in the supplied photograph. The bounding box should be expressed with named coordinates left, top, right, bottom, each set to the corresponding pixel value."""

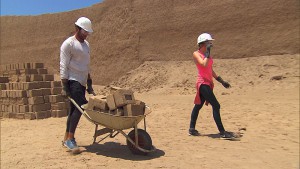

left=126, top=129, right=152, bottom=155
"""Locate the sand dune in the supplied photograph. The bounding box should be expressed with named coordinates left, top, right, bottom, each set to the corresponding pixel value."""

left=1, top=0, right=299, bottom=84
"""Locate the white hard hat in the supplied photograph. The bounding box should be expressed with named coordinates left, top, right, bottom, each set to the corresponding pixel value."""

left=75, top=17, right=93, bottom=33
left=197, top=33, right=214, bottom=44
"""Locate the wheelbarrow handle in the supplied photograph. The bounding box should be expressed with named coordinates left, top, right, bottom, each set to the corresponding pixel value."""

left=144, top=105, right=152, bottom=115
left=68, top=97, right=85, bottom=115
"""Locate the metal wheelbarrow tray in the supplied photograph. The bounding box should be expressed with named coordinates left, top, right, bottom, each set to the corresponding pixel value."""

left=69, top=98, right=156, bottom=155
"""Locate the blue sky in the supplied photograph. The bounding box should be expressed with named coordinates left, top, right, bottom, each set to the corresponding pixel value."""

left=0, top=0, right=103, bottom=16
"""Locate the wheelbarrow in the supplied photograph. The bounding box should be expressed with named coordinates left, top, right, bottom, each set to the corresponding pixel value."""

left=69, top=97, right=156, bottom=155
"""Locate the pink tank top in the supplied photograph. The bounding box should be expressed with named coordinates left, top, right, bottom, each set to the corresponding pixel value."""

left=194, top=50, right=214, bottom=104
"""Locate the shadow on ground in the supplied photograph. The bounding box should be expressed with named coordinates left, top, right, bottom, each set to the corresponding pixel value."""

left=82, top=142, right=165, bottom=160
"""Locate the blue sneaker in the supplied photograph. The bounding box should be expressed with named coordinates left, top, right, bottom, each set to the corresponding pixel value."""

left=64, top=139, right=78, bottom=150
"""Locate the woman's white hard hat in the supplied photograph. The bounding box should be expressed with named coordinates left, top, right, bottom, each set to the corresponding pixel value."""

left=75, top=17, right=93, bottom=33
left=197, top=33, right=214, bottom=44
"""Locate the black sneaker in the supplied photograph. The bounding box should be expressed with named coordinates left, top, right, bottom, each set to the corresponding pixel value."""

left=220, top=131, right=235, bottom=140
left=189, top=128, right=200, bottom=136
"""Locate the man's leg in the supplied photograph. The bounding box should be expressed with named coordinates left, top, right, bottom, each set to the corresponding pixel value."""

left=64, top=100, right=75, bottom=142
left=67, top=80, right=87, bottom=139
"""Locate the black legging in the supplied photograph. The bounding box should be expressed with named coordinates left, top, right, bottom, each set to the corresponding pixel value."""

left=189, top=84, right=225, bottom=133
left=66, top=80, right=88, bottom=133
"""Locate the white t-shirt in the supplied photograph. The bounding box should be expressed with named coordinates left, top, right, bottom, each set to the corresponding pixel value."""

left=60, top=36, right=90, bottom=86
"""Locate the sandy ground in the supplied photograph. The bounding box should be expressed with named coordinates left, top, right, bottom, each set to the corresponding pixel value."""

left=1, top=55, right=299, bottom=169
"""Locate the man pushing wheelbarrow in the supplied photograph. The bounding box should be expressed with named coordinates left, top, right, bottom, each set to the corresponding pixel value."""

left=60, top=17, right=155, bottom=155
left=60, top=16, right=95, bottom=154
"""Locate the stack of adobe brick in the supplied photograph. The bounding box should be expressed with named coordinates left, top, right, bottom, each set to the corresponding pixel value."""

left=0, top=63, right=69, bottom=120
left=87, top=87, right=146, bottom=116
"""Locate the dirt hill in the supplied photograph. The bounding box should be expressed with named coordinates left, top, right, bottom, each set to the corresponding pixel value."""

left=0, top=0, right=299, bottom=85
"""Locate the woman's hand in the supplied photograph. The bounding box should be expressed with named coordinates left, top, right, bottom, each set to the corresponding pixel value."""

left=216, top=76, right=231, bottom=88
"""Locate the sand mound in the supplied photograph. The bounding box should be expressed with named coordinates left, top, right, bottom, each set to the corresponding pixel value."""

left=107, top=54, right=299, bottom=95
left=1, top=0, right=299, bottom=85
left=110, top=61, right=195, bottom=93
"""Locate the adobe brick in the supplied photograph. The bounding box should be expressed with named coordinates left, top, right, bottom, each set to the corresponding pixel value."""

left=51, top=102, right=70, bottom=110
left=51, top=110, right=68, bottom=117
left=22, top=98, right=29, bottom=104
left=19, top=105, right=29, bottom=113
left=10, top=98, right=19, bottom=104
left=110, top=86, right=122, bottom=94
left=106, top=94, right=117, bottom=110
left=17, top=90, right=27, bottom=97
left=51, top=81, right=61, bottom=88
left=15, top=113, right=25, bottom=119
left=35, top=110, right=51, bottom=119
left=0, top=77, right=9, bottom=83
left=1, top=91, right=7, bottom=98
left=9, top=75, right=19, bottom=82
left=28, top=96, right=45, bottom=105
left=88, top=95, right=109, bottom=111
left=27, top=89, right=44, bottom=97
left=39, top=81, right=51, bottom=88
left=23, top=63, right=31, bottom=69
left=7, top=104, right=13, bottom=112
left=23, top=82, right=40, bottom=90
left=6, top=64, right=11, bottom=71
left=2, top=98, right=9, bottom=104
left=17, top=63, right=24, bottom=69
left=19, top=75, right=31, bottom=82
left=37, top=68, right=48, bottom=74
left=32, top=103, right=51, bottom=112
left=15, top=104, right=20, bottom=112
left=0, top=83, right=6, bottom=90
left=123, top=101, right=146, bottom=116
left=8, top=70, right=20, bottom=75
left=42, top=75, right=54, bottom=81
left=49, top=95, right=65, bottom=103
left=41, top=88, right=51, bottom=95
left=113, top=89, right=136, bottom=107
left=44, top=95, right=50, bottom=103
left=2, top=112, right=13, bottom=118
left=109, top=108, right=124, bottom=116
left=51, top=87, right=62, bottom=95
left=24, top=112, right=35, bottom=120
left=19, top=69, right=38, bottom=75
left=30, top=63, right=44, bottom=69
left=30, top=74, right=43, bottom=81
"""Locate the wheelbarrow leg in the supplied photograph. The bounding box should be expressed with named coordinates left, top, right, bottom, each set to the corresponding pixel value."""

left=93, top=126, right=114, bottom=143
left=144, top=117, right=147, bottom=131
left=93, top=124, right=98, bottom=143
left=134, top=120, right=139, bottom=147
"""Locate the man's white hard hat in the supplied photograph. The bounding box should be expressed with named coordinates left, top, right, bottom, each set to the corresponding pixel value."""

left=75, top=17, right=93, bottom=33
left=197, top=33, right=214, bottom=44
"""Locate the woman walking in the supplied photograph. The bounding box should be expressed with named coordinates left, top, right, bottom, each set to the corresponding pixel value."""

left=189, top=33, right=234, bottom=139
